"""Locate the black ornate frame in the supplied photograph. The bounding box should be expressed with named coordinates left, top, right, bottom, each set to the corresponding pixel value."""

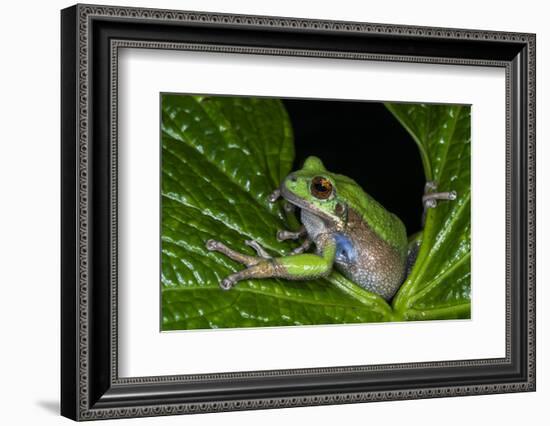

left=61, top=3, right=536, bottom=421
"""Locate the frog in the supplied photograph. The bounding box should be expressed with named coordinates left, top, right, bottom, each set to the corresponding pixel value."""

left=206, top=156, right=455, bottom=300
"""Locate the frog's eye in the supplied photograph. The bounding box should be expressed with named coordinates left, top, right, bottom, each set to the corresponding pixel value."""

left=310, top=176, right=333, bottom=200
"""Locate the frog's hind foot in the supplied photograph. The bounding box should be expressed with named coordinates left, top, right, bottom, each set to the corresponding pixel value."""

left=218, top=261, right=280, bottom=291
left=244, top=239, right=272, bottom=259
left=206, top=239, right=261, bottom=267
left=206, top=239, right=278, bottom=290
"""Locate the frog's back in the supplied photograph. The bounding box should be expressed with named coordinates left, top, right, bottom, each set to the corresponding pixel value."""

left=331, top=173, right=408, bottom=256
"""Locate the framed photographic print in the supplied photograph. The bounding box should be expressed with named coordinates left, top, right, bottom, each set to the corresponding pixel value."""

left=61, top=3, right=536, bottom=421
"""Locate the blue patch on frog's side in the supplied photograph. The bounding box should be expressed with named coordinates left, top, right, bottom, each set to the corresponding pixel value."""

left=334, top=233, right=357, bottom=264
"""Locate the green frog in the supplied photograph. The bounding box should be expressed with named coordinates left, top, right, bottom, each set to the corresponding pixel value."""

left=206, top=156, right=455, bottom=300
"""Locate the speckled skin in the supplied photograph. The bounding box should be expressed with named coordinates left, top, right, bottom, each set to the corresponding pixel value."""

left=301, top=208, right=407, bottom=300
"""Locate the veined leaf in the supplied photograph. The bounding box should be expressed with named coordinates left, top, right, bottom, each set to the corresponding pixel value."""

left=161, top=95, right=392, bottom=330
left=386, top=103, right=471, bottom=320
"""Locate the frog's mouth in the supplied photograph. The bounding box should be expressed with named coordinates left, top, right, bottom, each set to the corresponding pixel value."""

left=278, top=185, right=338, bottom=226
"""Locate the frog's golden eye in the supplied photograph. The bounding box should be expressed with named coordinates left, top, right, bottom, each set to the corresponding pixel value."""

left=310, top=176, right=333, bottom=200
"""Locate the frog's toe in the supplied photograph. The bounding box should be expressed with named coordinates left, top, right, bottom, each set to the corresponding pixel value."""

left=205, top=239, right=217, bottom=250
left=425, top=181, right=438, bottom=192
left=220, top=276, right=237, bottom=291
left=205, top=239, right=221, bottom=251
left=245, top=240, right=271, bottom=259
left=277, top=229, right=303, bottom=241
left=268, top=189, right=281, bottom=202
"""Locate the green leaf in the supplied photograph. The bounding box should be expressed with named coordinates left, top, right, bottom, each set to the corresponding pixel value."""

left=161, top=95, right=392, bottom=330
left=386, top=103, right=471, bottom=320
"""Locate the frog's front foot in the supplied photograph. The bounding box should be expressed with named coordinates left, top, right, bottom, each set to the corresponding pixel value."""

left=291, top=238, right=312, bottom=255
left=276, top=226, right=306, bottom=241
left=268, top=189, right=281, bottom=202
left=276, top=226, right=310, bottom=254
left=422, top=181, right=457, bottom=209
left=421, top=181, right=457, bottom=226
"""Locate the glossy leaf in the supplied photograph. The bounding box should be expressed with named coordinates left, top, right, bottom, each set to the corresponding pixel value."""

left=161, top=95, right=392, bottom=330
left=386, top=104, right=471, bottom=320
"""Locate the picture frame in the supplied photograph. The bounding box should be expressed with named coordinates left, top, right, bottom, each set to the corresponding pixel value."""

left=61, top=3, right=536, bottom=421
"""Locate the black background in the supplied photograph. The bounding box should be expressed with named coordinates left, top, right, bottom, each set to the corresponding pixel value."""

left=282, top=99, right=425, bottom=235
